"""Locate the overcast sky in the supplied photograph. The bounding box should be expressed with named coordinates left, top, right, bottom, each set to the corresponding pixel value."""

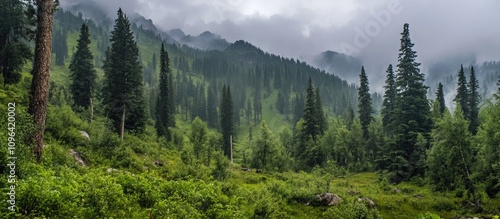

left=62, top=0, right=500, bottom=89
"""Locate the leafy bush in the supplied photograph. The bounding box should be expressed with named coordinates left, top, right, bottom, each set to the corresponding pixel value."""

left=322, top=201, right=381, bottom=219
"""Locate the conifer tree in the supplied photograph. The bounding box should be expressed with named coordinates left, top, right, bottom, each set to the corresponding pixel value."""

left=381, top=64, right=396, bottom=134
left=219, top=84, right=234, bottom=157
left=454, top=65, right=469, bottom=120
left=390, top=23, right=432, bottom=181
left=358, top=66, right=373, bottom=139
left=207, top=85, right=218, bottom=128
left=246, top=99, right=252, bottom=124
left=435, top=82, right=446, bottom=115
left=103, top=8, right=146, bottom=139
left=292, top=93, right=304, bottom=124
left=0, top=0, right=33, bottom=84
left=468, top=66, right=479, bottom=135
left=69, top=23, right=96, bottom=117
left=168, top=66, right=176, bottom=127
left=315, top=87, right=327, bottom=135
left=303, top=77, right=318, bottom=141
left=155, top=43, right=171, bottom=139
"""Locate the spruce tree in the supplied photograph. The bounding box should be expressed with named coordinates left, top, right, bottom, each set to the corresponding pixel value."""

left=103, top=8, right=146, bottom=139
left=207, top=85, right=218, bottom=128
left=315, top=87, right=327, bottom=135
left=435, top=82, right=446, bottom=115
left=219, top=84, right=234, bottom=157
left=303, top=77, right=318, bottom=141
left=69, top=24, right=96, bottom=115
left=155, top=43, right=171, bottom=139
left=468, top=66, right=479, bottom=135
left=358, top=66, right=373, bottom=139
left=168, top=66, right=175, bottom=127
left=381, top=64, right=396, bottom=134
left=454, top=64, right=469, bottom=120
left=391, top=23, right=432, bottom=181
left=0, top=0, right=33, bottom=84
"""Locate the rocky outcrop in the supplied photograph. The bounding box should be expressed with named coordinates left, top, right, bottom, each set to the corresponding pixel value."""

left=316, top=193, right=342, bottom=206
left=357, top=198, right=376, bottom=208
left=80, top=131, right=90, bottom=140
left=69, top=149, right=86, bottom=166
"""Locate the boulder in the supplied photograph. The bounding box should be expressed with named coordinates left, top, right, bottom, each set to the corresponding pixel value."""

left=153, top=160, right=163, bottom=167
left=69, top=149, right=86, bottom=166
left=394, top=188, right=401, bottom=193
left=107, top=168, right=118, bottom=173
left=357, top=198, right=376, bottom=208
left=80, top=131, right=90, bottom=140
left=316, top=193, right=342, bottom=206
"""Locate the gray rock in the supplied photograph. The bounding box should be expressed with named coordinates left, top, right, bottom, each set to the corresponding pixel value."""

left=316, top=193, right=342, bottom=206
left=357, top=198, right=376, bottom=208
left=80, top=131, right=90, bottom=140
left=107, top=168, right=118, bottom=173
left=69, top=149, right=86, bottom=166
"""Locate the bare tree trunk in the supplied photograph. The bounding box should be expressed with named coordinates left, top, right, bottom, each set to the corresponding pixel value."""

left=120, top=108, right=125, bottom=141
left=28, top=0, right=55, bottom=163
left=89, top=97, right=93, bottom=123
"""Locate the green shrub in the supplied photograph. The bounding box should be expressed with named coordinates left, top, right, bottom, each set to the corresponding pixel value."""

left=417, top=212, right=441, bottom=219
left=322, top=201, right=381, bottom=219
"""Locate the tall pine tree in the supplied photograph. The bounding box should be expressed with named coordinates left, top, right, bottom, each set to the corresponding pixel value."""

left=207, top=84, right=218, bottom=128
left=69, top=23, right=96, bottom=119
left=219, top=84, right=234, bottom=157
left=103, top=8, right=146, bottom=139
left=468, top=66, right=479, bottom=135
left=0, top=0, right=33, bottom=84
left=381, top=64, right=396, bottom=134
left=358, top=66, right=373, bottom=139
left=155, top=43, right=172, bottom=139
left=314, top=87, right=327, bottom=135
left=454, top=64, right=469, bottom=120
left=435, top=82, right=446, bottom=115
left=303, top=77, right=318, bottom=141
left=391, top=23, right=432, bottom=181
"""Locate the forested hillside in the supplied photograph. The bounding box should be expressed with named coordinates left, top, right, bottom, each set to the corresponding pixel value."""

left=0, top=3, right=500, bottom=219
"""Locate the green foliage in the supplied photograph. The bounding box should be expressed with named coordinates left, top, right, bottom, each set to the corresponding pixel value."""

left=476, top=102, right=500, bottom=198
left=417, top=212, right=442, bottom=219
left=213, top=150, right=231, bottom=181
left=190, top=117, right=208, bottom=160
left=322, top=201, right=381, bottom=219
left=427, top=107, right=475, bottom=192
left=251, top=121, right=278, bottom=171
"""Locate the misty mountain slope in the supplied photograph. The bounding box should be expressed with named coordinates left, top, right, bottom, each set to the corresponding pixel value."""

left=311, top=50, right=363, bottom=83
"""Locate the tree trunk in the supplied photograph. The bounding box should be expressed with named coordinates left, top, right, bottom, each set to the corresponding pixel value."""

left=120, top=108, right=125, bottom=141
left=89, top=97, right=93, bottom=123
left=28, top=0, right=55, bottom=163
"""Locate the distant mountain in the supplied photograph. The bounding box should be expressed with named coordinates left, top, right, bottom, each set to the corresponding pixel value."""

left=66, top=2, right=112, bottom=28
left=168, top=29, right=231, bottom=51
left=311, top=50, right=363, bottom=83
